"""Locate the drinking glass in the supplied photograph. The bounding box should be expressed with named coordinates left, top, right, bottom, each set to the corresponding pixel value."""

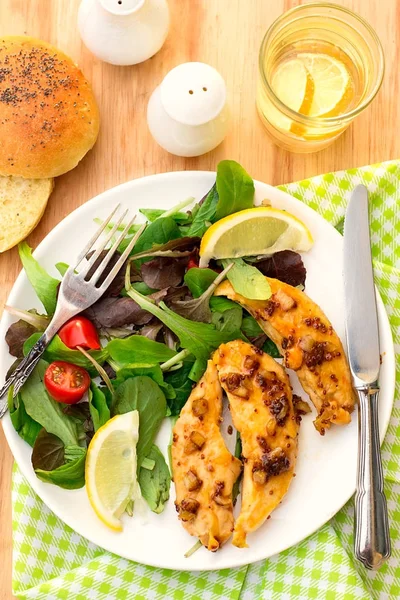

left=257, top=3, right=385, bottom=153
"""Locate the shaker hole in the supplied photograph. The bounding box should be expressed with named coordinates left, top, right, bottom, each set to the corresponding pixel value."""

left=118, top=1, right=122, bottom=4
left=189, top=90, right=194, bottom=95
left=203, top=87, right=208, bottom=92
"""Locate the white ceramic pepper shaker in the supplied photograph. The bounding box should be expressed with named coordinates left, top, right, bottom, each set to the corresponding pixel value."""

left=78, top=0, right=169, bottom=66
left=147, top=62, right=230, bottom=157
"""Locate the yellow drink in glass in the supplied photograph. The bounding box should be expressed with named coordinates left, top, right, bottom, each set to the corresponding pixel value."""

left=257, top=3, right=385, bottom=153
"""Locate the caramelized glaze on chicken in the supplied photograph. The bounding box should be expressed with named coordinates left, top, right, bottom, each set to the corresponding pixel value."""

left=213, top=340, right=299, bottom=548
left=215, top=278, right=355, bottom=435
left=171, top=360, right=242, bottom=551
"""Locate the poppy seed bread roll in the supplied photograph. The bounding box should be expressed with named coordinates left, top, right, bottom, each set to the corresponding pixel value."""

left=0, top=36, right=100, bottom=179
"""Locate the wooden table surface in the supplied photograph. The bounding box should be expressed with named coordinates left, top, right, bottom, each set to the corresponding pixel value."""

left=0, top=0, right=399, bottom=596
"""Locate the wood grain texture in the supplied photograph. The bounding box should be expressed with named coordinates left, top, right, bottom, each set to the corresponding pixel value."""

left=0, top=0, right=399, bottom=596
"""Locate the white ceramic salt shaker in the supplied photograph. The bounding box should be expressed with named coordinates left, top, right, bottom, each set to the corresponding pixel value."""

left=78, top=0, right=169, bottom=66
left=147, top=62, right=230, bottom=157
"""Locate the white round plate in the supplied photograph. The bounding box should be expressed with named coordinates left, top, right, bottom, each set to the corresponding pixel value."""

left=0, top=172, right=395, bottom=571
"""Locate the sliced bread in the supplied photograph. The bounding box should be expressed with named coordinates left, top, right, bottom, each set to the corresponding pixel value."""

left=0, top=176, right=54, bottom=252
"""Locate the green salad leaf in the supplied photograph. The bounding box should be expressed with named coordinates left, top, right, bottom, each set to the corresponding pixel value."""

left=107, top=335, right=176, bottom=367
left=112, top=363, right=175, bottom=401
left=19, top=362, right=80, bottom=447
left=212, top=304, right=243, bottom=335
left=111, top=376, right=166, bottom=465
left=128, top=216, right=181, bottom=259
left=210, top=295, right=244, bottom=338
left=184, top=267, right=217, bottom=298
left=262, top=337, right=281, bottom=358
left=65, top=445, right=87, bottom=462
left=210, top=296, right=239, bottom=312
left=188, top=359, right=207, bottom=382
left=18, top=242, right=60, bottom=315
left=35, top=445, right=86, bottom=489
left=8, top=387, right=42, bottom=447
left=241, top=315, right=264, bottom=337
left=221, top=258, right=271, bottom=300
left=187, top=185, right=219, bottom=237
left=215, top=160, right=255, bottom=220
left=164, top=359, right=195, bottom=415
left=23, top=333, right=108, bottom=374
left=88, top=382, right=110, bottom=431
left=139, top=444, right=171, bottom=514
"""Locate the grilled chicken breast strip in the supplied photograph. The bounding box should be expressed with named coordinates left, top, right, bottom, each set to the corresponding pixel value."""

left=214, top=340, right=299, bottom=548
left=215, top=278, right=355, bottom=435
left=171, top=360, right=242, bottom=551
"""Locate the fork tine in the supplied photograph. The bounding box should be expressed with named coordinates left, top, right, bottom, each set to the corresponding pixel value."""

left=79, top=209, right=129, bottom=278
left=99, top=222, right=147, bottom=292
left=89, top=215, right=137, bottom=286
left=73, top=204, right=121, bottom=270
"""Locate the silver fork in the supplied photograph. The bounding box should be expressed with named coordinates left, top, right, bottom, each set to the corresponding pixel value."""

left=0, top=205, right=145, bottom=418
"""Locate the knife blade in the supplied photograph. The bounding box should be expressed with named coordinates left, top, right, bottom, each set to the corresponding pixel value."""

left=343, top=184, right=380, bottom=385
left=343, top=184, right=390, bottom=570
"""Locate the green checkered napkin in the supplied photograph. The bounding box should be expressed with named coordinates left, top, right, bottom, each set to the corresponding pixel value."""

left=11, top=161, right=400, bottom=600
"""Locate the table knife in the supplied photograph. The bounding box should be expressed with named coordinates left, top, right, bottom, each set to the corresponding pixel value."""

left=343, top=184, right=391, bottom=570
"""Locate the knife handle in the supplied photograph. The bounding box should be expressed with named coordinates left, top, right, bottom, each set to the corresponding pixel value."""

left=354, top=386, right=391, bottom=569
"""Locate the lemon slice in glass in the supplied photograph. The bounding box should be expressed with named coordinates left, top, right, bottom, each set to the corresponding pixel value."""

left=268, top=58, right=314, bottom=133
left=86, top=411, right=139, bottom=531
left=297, top=53, right=351, bottom=117
left=271, top=58, right=314, bottom=114
left=199, top=207, right=313, bottom=267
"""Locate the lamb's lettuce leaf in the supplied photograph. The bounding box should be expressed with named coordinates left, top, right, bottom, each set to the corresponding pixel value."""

left=215, top=160, right=254, bottom=220
left=221, top=258, right=271, bottom=300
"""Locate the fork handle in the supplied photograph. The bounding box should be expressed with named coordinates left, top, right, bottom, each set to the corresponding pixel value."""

left=354, top=385, right=390, bottom=570
left=0, top=308, right=76, bottom=417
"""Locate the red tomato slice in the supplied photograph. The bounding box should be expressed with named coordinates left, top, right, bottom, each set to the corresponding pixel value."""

left=44, top=361, right=91, bottom=404
left=58, top=316, right=100, bottom=350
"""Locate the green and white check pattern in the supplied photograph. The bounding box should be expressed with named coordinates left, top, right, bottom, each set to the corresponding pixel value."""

left=11, top=161, right=400, bottom=599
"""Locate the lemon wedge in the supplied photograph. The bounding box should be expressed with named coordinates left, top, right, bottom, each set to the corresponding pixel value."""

left=86, top=411, right=139, bottom=531
left=297, top=53, right=351, bottom=117
left=199, top=207, right=313, bottom=267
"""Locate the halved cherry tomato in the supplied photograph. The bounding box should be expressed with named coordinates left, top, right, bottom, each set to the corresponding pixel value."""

left=58, top=316, right=100, bottom=350
left=44, top=361, right=91, bottom=404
